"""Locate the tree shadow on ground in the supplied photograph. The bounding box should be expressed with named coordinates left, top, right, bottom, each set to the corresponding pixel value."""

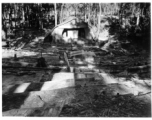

left=3, top=92, right=29, bottom=112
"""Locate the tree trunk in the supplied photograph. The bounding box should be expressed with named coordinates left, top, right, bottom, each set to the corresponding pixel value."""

left=54, top=3, right=57, bottom=26
left=84, top=4, right=87, bottom=22
left=60, top=4, right=63, bottom=23
left=75, top=5, right=77, bottom=17
left=97, top=3, right=101, bottom=40
left=88, top=4, right=91, bottom=25
left=94, top=14, right=96, bottom=26
left=27, top=5, right=29, bottom=28
left=9, top=6, right=12, bottom=29
left=2, top=5, right=4, bottom=29
left=14, top=4, right=17, bottom=35
left=22, top=4, right=25, bottom=28
left=38, top=4, right=43, bottom=29
left=136, top=14, right=140, bottom=26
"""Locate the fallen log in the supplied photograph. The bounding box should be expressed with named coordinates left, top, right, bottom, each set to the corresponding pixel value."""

left=2, top=66, right=62, bottom=71
left=127, top=65, right=150, bottom=73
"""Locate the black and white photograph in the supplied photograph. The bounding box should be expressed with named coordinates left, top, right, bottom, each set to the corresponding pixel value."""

left=1, top=1, right=151, bottom=117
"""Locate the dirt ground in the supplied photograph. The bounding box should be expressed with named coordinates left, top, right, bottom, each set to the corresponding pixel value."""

left=2, top=17, right=151, bottom=117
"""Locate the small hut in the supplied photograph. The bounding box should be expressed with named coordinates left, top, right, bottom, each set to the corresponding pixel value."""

left=44, top=17, right=93, bottom=43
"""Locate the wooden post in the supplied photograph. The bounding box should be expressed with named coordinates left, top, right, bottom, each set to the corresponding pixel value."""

left=64, top=52, right=71, bottom=72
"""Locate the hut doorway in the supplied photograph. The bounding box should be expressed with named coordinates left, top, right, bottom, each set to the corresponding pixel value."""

left=62, top=28, right=85, bottom=40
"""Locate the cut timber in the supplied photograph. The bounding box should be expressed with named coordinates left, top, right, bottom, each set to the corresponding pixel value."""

left=71, top=64, right=88, bottom=67
left=50, top=72, right=74, bottom=82
left=49, top=100, right=65, bottom=117
left=2, top=66, right=63, bottom=71
left=64, top=52, right=71, bottom=72
left=70, top=50, right=95, bottom=57
left=3, top=102, right=65, bottom=117
left=3, top=87, right=75, bottom=116
left=127, top=65, right=150, bottom=73
left=75, top=73, right=94, bottom=79
left=64, top=52, right=70, bottom=66
left=70, top=50, right=84, bottom=57
left=3, top=73, right=75, bottom=94
left=128, top=65, right=150, bottom=69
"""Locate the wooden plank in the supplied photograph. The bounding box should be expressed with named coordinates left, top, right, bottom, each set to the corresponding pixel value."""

left=128, top=65, right=150, bottom=70
left=69, top=50, right=84, bottom=57
left=3, top=102, right=65, bottom=117
left=75, top=73, right=94, bottom=79
left=2, top=66, right=63, bottom=71
left=64, top=52, right=70, bottom=66
left=64, top=52, right=71, bottom=72
left=3, top=108, right=36, bottom=116
left=3, top=87, right=75, bottom=116
left=49, top=100, right=65, bottom=116
left=2, top=66, right=48, bottom=70
left=41, top=73, right=75, bottom=91
left=3, top=73, right=75, bottom=94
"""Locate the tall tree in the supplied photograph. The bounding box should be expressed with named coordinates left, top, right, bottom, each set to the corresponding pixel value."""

left=97, top=3, right=102, bottom=40
left=88, top=4, right=91, bottom=25
left=54, top=3, right=57, bottom=26
left=60, top=4, right=64, bottom=23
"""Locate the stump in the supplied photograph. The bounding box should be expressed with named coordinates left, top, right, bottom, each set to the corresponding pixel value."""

left=36, top=57, right=47, bottom=67
left=14, top=54, right=18, bottom=61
